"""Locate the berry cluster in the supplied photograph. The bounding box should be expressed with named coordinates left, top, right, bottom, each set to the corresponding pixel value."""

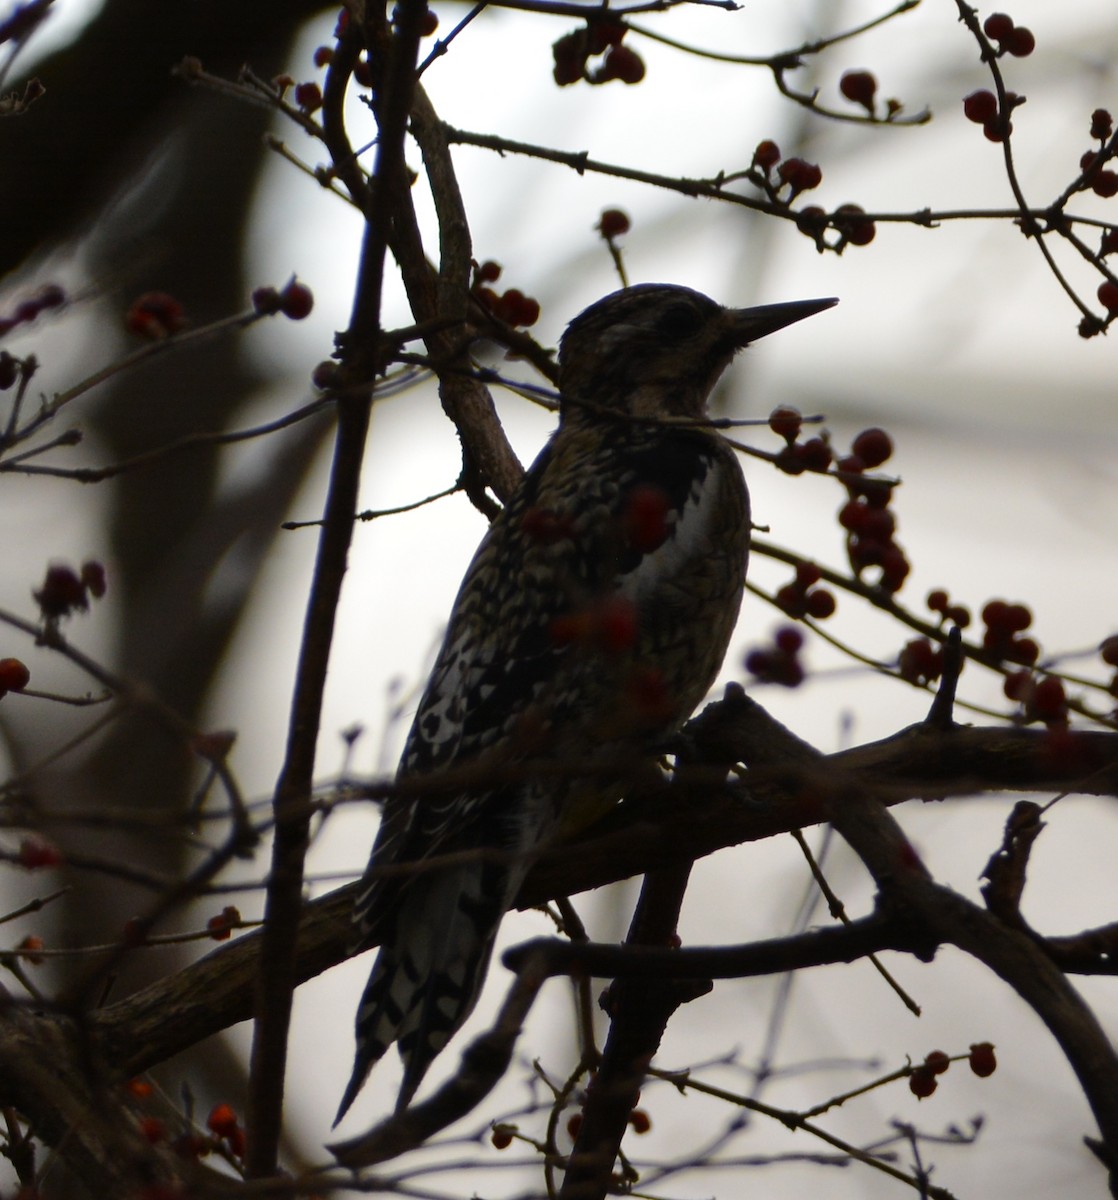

left=206, top=905, right=242, bottom=941
left=0, top=282, right=65, bottom=338
left=982, top=11, right=1035, bottom=58
left=753, top=142, right=877, bottom=249
left=769, top=405, right=833, bottom=474
left=926, top=589, right=972, bottom=629
left=776, top=561, right=836, bottom=621
left=251, top=278, right=315, bottom=321
left=34, top=560, right=106, bottom=621
left=471, top=261, right=541, bottom=327
left=1004, top=669, right=1067, bottom=725
left=980, top=598, right=1038, bottom=665
left=836, top=429, right=908, bottom=593
left=962, top=88, right=1023, bottom=144
left=553, top=20, right=645, bottom=86
left=909, top=1043, right=996, bottom=1099
left=125, top=292, right=187, bottom=340
left=897, top=637, right=943, bottom=686
left=745, top=626, right=805, bottom=688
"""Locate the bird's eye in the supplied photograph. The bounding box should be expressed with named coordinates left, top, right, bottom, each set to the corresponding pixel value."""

left=655, top=301, right=704, bottom=339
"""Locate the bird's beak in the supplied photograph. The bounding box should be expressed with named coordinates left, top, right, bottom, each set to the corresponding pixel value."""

left=728, top=297, right=838, bottom=346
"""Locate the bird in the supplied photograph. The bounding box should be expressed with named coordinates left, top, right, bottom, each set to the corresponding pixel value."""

left=336, top=282, right=836, bottom=1123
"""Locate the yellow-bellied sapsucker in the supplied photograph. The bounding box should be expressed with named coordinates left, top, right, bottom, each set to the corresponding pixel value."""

left=336, top=283, right=835, bottom=1122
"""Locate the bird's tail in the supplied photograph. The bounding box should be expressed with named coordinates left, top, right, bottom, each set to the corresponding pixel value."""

left=334, top=858, right=509, bottom=1124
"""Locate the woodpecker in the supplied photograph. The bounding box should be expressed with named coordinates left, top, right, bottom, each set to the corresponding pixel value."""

left=337, top=283, right=835, bottom=1122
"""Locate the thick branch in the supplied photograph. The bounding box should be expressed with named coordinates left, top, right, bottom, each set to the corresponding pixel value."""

left=93, top=696, right=1118, bottom=1080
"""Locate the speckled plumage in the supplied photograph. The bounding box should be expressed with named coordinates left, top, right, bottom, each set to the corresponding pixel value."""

left=337, top=284, right=835, bottom=1122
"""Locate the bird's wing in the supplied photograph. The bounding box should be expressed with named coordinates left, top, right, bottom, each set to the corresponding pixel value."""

left=351, top=427, right=746, bottom=944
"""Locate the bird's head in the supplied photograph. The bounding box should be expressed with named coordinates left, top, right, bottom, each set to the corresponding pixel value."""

left=557, top=283, right=836, bottom=420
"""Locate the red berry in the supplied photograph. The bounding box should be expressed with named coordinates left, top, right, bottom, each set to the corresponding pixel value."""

left=1003, top=602, right=1031, bottom=633
left=139, top=1117, right=167, bottom=1144
left=419, top=8, right=439, bottom=36
left=1093, top=171, right=1118, bottom=198
left=968, top=1042, right=997, bottom=1077
left=752, top=139, right=781, bottom=171
left=14, top=935, right=43, bottom=968
left=805, top=588, right=836, bottom=619
left=1030, top=676, right=1067, bottom=722
left=567, top=1113, right=583, bottom=1139
left=1092, top=109, right=1113, bottom=141
left=34, top=563, right=88, bottom=618
left=838, top=499, right=869, bottom=532
left=983, top=118, right=1011, bottom=143
left=313, top=45, right=334, bottom=67
left=774, top=626, right=803, bottom=655
left=125, top=291, right=187, bottom=340
left=628, top=1108, right=652, bottom=1134
left=552, top=31, right=586, bottom=86
left=982, top=599, right=1010, bottom=631
left=776, top=583, right=806, bottom=617
left=926, top=589, right=949, bottom=613
left=1100, top=635, right=1118, bottom=667
left=795, top=561, right=822, bottom=588
left=778, top=157, right=822, bottom=198
left=80, top=559, right=107, bottom=598
left=0, top=351, right=17, bottom=390
left=1008, top=635, right=1039, bottom=666
left=597, top=209, right=631, bottom=239
left=963, top=90, right=998, bottom=123
left=924, top=1050, right=951, bottom=1075
left=491, top=1126, right=514, bottom=1149
left=1004, top=668, right=1033, bottom=702
left=908, top=1066, right=937, bottom=1098
left=207, top=905, right=241, bottom=941
left=623, top=484, right=671, bottom=552
left=1005, top=26, right=1035, bottom=56
left=278, top=279, right=314, bottom=320
left=796, top=437, right=833, bottom=472
left=207, top=1103, right=239, bottom=1138
left=1099, top=281, right=1118, bottom=313
left=983, top=12, right=1015, bottom=42
left=598, top=43, right=645, bottom=84
left=898, top=637, right=943, bottom=685
left=293, top=81, right=322, bottom=112
left=851, top=427, right=893, bottom=468
left=126, top=1078, right=154, bottom=1099
left=768, top=405, right=802, bottom=441
left=251, top=286, right=282, bottom=315
left=946, top=604, right=971, bottom=629
left=839, top=69, right=877, bottom=112
left=475, top=259, right=502, bottom=284
left=18, top=836, right=61, bottom=869
left=0, top=657, right=30, bottom=693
